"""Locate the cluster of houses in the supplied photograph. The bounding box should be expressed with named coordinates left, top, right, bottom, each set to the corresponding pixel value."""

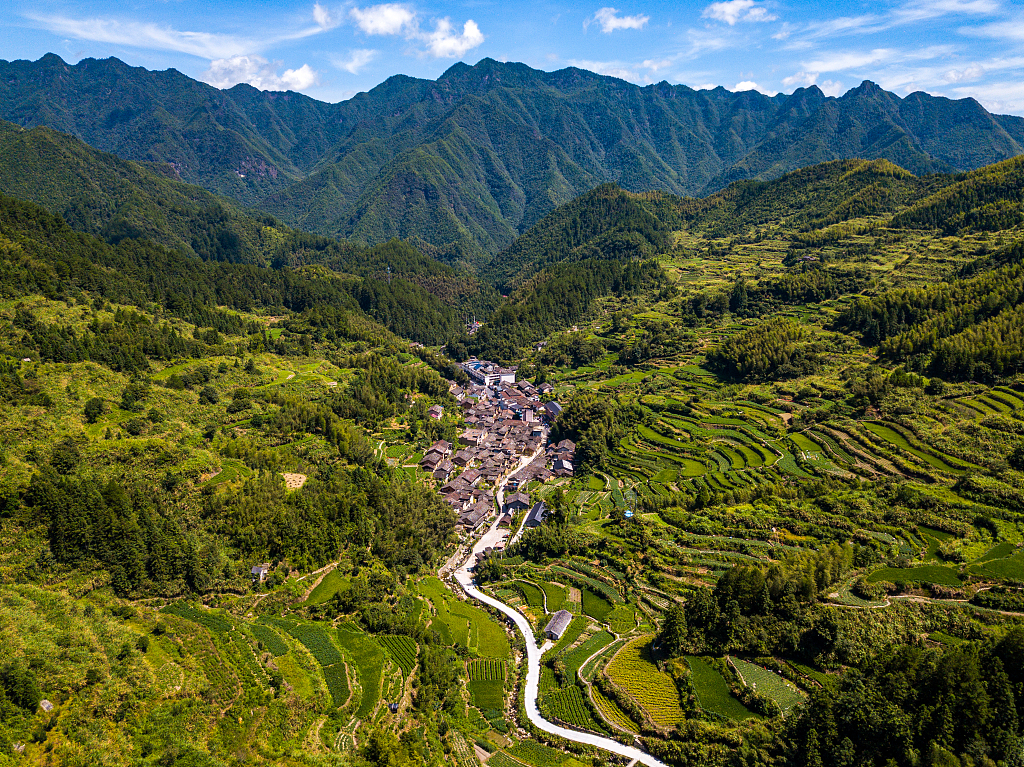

left=418, top=362, right=577, bottom=534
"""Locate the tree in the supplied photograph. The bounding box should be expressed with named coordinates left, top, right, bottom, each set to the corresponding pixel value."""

left=658, top=603, right=688, bottom=657
left=83, top=397, right=104, bottom=423
left=1, top=661, right=41, bottom=710
left=49, top=437, right=80, bottom=475
left=199, top=385, right=219, bottom=405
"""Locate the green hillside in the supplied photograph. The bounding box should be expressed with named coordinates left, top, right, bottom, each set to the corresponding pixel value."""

left=4, top=130, right=1024, bottom=767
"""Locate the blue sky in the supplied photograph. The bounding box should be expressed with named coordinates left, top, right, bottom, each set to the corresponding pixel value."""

left=3, top=0, right=1024, bottom=114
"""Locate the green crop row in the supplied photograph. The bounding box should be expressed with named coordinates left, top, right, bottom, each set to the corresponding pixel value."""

left=162, top=602, right=232, bottom=633
left=379, top=635, right=417, bottom=677
left=468, top=658, right=506, bottom=681
left=250, top=622, right=289, bottom=656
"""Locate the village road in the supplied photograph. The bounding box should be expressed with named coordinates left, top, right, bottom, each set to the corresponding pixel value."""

left=449, top=447, right=668, bottom=767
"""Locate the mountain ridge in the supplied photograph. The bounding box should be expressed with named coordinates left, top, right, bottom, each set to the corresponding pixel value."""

left=1, top=54, right=1021, bottom=260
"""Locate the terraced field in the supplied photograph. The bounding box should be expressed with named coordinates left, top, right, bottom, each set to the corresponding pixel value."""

left=605, top=637, right=686, bottom=728
left=337, top=623, right=388, bottom=718
left=867, top=564, right=963, bottom=586
left=730, top=657, right=806, bottom=712
left=591, top=686, right=640, bottom=734
left=686, top=656, right=757, bottom=721
left=419, top=577, right=510, bottom=658
left=379, top=635, right=417, bottom=677
left=544, top=685, right=606, bottom=732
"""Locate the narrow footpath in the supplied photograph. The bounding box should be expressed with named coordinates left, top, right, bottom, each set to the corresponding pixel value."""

left=448, top=450, right=668, bottom=767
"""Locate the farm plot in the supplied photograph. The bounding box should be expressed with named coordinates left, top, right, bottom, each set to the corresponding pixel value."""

left=250, top=622, right=289, bottom=656
left=591, top=685, right=640, bottom=734
left=862, top=421, right=969, bottom=475
left=685, top=656, right=757, bottom=721
left=537, top=580, right=567, bottom=612
left=971, top=551, right=1024, bottom=580
left=468, top=658, right=506, bottom=681
left=162, top=602, right=232, bottom=633
left=867, top=565, right=962, bottom=586
left=507, top=740, right=573, bottom=767
left=605, top=636, right=686, bottom=728
left=322, top=662, right=351, bottom=708
left=468, top=679, right=504, bottom=710
left=420, top=577, right=510, bottom=658
left=545, top=616, right=589, bottom=657
left=514, top=580, right=545, bottom=610
left=730, top=657, right=805, bottom=712
left=544, top=685, right=605, bottom=732
left=581, top=589, right=614, bottom=623
left=305, top=569, right=349, bottom=605
left=561, top=631, right=614, bottom=680
left=379, top=635, right=417, bottom=677
left=272, top=620, right=343, bottom=666
left=337, top=623, right=387, bottom=718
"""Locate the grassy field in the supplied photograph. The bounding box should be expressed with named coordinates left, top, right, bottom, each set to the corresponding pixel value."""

left=419, top=577, right=510, bottom=658
left=305, top=569, right=350, bottom=605
left=469, top=679, right=504, bottom=710
left=514, top=580, right=546, bottom=610
left=971, top=551, right=1024, bottom=580
left=581, top=588, right=614, bottom=623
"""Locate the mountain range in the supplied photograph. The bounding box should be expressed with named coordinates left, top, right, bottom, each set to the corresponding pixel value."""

left=2, top=53, right=1023, bottom=263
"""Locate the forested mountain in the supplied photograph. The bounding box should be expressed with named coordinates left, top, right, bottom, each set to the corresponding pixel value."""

left=0, top=120, right=499, bottom=328
left=0, top=192, right=470, bottom=346
left=2, top=54, right=1022, bottom=260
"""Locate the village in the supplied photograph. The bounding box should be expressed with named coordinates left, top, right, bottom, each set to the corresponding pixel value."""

left=418, top=358, right=577, bottom=540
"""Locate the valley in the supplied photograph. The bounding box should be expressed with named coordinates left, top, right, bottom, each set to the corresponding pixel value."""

left=0, top=59, right=1023, bottom=767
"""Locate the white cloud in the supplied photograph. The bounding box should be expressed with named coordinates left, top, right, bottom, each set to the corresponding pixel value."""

left=964, top=15, right=1024, bottom=41
left=951, top=80, right=1024, bottom=113
left=203, top=55, right=317, bottom=91
left=587, top=7, right=650, bottom=33
left=348, top=3, right=483, bottom=57
left=732, top=80, right=777, bottom=95
left=568, top=56, right=687, bottom=85
left=943, top=63, right=986, bottom=82
left=642, top=58, right=673, bottom=72
left=313, top=3, right=340, bottom=29
left=790, top=0, right=997, bottom=43
left=802, top=48, right=896, bottom=72
left=330, top=49, right=377, bottom=73
left=569, top=59, right=645, bottom=82
left=422, top=18, right=484, bottom=57
left=817, top=80, right=844, bottom=97
left=28, top=15, right=252, bottom=59
left=349, top=3, right=417, bottom=35
left=702, top=0, right=777, bottom=26
left=781, top=71, right=816, bottom=87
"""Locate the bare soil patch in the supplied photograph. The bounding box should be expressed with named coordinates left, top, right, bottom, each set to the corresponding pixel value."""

left=283, top=473, right=308, bottom=490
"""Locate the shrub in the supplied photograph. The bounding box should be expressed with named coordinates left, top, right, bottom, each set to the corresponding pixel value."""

left=83, top=397, right=105, bottom=423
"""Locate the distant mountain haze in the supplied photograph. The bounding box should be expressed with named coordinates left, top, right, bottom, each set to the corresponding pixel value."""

left=2, top=53, right=1022, bottom=261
